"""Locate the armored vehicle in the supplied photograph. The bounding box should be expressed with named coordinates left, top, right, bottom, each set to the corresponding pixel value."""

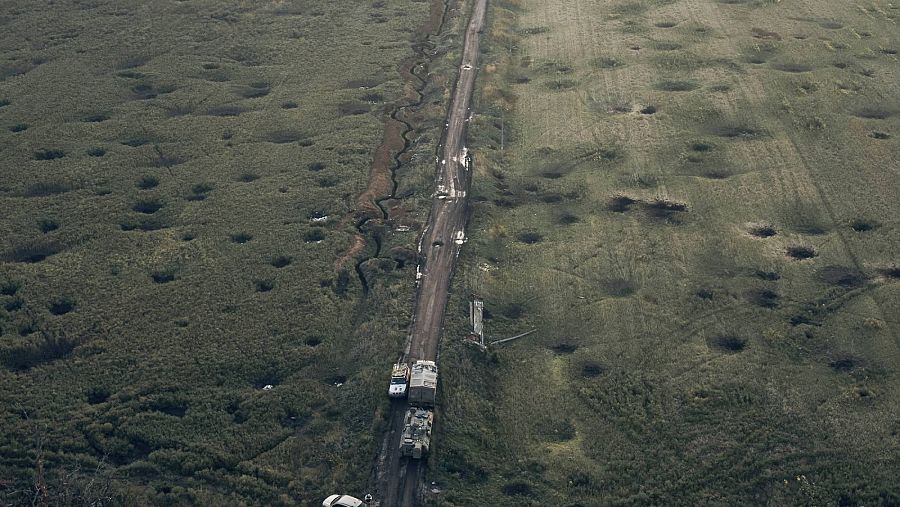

left=399, top=407, right=433, bottom=459
left=408, top=360, right=437, bottom=407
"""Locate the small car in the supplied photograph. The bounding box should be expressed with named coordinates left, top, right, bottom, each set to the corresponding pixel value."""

left=322, top=494, right=365, bottom=507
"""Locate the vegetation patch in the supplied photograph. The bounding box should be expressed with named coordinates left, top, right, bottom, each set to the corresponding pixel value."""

left=502, top=482, right=534, bottom=497
left=237, top=172, right=259, bottom=182
left=869, top=131, right=890, bottom=140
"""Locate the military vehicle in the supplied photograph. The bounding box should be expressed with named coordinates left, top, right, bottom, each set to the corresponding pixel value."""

left=408, top=360, right=437, bottom=407
left=399, top=407, right=433, bottom=459
left=388, top=362, right=410, bottom=398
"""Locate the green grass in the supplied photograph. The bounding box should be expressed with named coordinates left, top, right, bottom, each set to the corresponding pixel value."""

left=430, top=0, right=900, bottom=505
left=0, top=0, right=441, bottom=504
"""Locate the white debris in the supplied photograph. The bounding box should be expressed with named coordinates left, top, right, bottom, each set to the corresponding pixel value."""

left=262, top=384, right=274, bottom=390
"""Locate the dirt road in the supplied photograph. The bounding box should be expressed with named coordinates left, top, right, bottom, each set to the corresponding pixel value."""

left=374, top=0, right=487, bottom=504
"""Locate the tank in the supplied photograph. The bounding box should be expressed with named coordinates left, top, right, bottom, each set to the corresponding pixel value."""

left=399, top=407, right=433, bottom=459
left=408, top=360, right=437, bottom=407
left=388, top=363, right=410, bottom=398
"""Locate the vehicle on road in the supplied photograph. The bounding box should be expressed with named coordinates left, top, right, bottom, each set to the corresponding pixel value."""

left=389, top=363, right=410, bottom=398
left=399, top=407, right=433, bottom=459
left=408, top=360, right=438, bottom=407
left=322, top=494, right=365, bottom=507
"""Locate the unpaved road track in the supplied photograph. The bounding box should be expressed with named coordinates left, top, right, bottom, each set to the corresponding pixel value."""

left=374, top=0, right=488, bottom=505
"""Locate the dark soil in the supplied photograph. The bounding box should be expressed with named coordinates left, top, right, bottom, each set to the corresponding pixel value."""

left=517, top=231, right=543, bottom=244
left=786, top=246, right=817, bottom=260
left=271, top=256, right=292, bottom=268
left=608, top=195, right=636, bottom=212
left=655, top=80, right=698, bottom=92
left=133, top=200, right=163, bottom=214
left=49, top=299, right=75, bottom=315
left=502, top=482, right=534, bottom=497
left=708, top=334, right=747, bottom=353
left=771, top=62, right=813, bottom=73
left=581, top=363, right=604, bottom=378
left=151, top=271, right=176, bottom=284
left=749, top=225, right=776, bottom=237
left=818, top=266, right=865, bottom=288
left=266, top=130, right=306, bottom=144
left=601, top=278, right=636, bottom=297
left=643, top=199, right=687, bottom=221
left=849, top=219, right=877, bottom=232
left=550, top=343, right=578, bottom=354
left=231, top=232, right=253, bottom=244
left=747, top=288, right=779, bottom=308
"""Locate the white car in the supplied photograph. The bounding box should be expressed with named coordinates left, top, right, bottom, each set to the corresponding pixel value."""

left=323, top=494, right=364, bottom=507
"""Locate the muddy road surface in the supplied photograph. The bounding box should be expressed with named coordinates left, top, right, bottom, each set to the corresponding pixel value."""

left=374, top=0, right=487, bottom=505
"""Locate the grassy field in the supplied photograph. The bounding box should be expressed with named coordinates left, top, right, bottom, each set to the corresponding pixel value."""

left=432, top=0, right=899, bottom=505
left=0, top=0, right=449, bottom=504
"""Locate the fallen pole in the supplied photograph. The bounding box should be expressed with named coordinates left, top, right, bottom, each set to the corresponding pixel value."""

left=490, top=328, right=537, bottom=346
